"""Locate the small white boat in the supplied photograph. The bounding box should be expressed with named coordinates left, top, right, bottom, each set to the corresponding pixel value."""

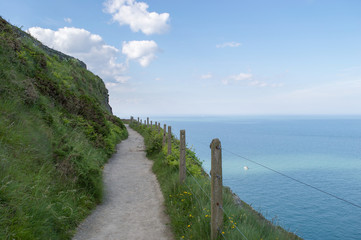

left=243, top=166, right=249, bottom=171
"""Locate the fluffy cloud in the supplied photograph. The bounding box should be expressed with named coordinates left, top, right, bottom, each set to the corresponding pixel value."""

left=249, top=80, right=267, bottom=87
left=104, top=0, right=170, bottom=35
left=122, top=40, right=158, bottom=67
left=64, top=18, right=72, bottom=23
left=222, top=73, right=252, bottom=85
left=200, top=73, right=213, bottom=79
left=248, top=81, right=284, bottom=88
left=223, top=73, right=283, bottom=88
left=216, top=41, right=241, bottom=48
left=27, top=27, right=127, bottom=83
left=229, top=73, right=252, bottom=81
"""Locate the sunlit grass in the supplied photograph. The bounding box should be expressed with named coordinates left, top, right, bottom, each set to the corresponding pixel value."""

left=0, top=18, right=128, bottom=239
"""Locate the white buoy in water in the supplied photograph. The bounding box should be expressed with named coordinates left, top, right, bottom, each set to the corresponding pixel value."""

left=243, top=166, right=249, bottom=171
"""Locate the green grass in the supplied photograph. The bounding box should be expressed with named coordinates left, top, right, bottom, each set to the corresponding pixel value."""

left=130, top=122, right=302, bottom=240
left=0, top=17, right=128, bottom=239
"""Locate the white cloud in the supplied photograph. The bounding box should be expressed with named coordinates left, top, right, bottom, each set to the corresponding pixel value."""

left=104, top=0, right=170, bottom=35
left=122, top=40, right=158, bottom=67
left=216, top=41, right=241, bottom=48
left=106, top=82, right=118, bottom=88
left=249, top=80, right=267, bottom=87
left=27, top=26, right=127, bottom=83
left=64, top=18, right=72, bottom=23
left=271, top=83, right=284, bottom=88
left=223, top=73, right=283, bottom=88
left=221, top=79, right=229, bottom=85
left=115, top=76, right=131, bottom=83
left=229, top=73, right=252, bottom=81
left=200, top=73, right=212, bottom=79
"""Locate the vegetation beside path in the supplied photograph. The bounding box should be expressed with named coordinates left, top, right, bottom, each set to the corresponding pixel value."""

left=0, top=17, right=127, bottom=239
left=130, top=121, right=302, bottom=240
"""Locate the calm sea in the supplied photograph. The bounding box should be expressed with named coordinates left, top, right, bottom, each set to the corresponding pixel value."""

left=150, top=116, right=361, bottom=240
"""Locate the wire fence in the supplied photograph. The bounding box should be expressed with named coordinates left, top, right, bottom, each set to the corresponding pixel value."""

left=132, top=117, right=361, bottom=240
left=194, top=140, right=361, bottom=211
left=185, top=167, right=249, bottom=240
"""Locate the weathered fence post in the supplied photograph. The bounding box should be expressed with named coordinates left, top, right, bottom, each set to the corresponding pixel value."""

left=210, top=138, right=223, bottom=240
left=155, top=121, right=157, bottom=130
left=130, top=116, right=133, bottom=124
left=163, top=124, right=167, bottom=145
left=179, top=130, right=186, bottom=184
left=137, top=117, right=139, bottom=124
left=151, top=120, right=153, bottom=129
left=147, top=117, right=149, bottom=127
left=167, top=126, right=172, bottom=155
left=158, top=122, right=161, bottom=132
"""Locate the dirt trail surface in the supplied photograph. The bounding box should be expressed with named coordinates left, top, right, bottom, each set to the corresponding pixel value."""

left=73, top=125, right=173, bottom=240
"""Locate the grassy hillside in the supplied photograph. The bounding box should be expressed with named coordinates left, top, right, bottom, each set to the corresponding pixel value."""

left=0, top=17, right=127, bottom=239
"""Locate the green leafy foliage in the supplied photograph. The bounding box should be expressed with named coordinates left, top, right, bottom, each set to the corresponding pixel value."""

left=0, top=17, right=128, bottom=239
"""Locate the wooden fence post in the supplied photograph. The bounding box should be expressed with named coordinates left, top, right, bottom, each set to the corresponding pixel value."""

left=158, top=123, right=161, bottom=132
left=179, top=130, right=186, bottom=184
left=147, top=117, right=149, bottom=127
left=130, top=116, right=133, bottom=124
left=151, top=120, right=153, bottom=129
left=167, top=126, right=172, bottom=155
left=163, top=124, right=167, bottom=145
left=210, top=138, right=223, bottom=240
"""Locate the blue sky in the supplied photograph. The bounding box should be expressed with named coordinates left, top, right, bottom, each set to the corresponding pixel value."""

left=1, top=0, right=361, bottom=117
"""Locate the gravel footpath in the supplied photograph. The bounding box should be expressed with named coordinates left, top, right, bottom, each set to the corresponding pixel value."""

left=73, top=125, right=174, bottom=240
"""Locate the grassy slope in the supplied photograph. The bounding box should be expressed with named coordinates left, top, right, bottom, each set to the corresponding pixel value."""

left=130, top=122, right=302, bottom=240
left=0, top=17, right=127, bottom=239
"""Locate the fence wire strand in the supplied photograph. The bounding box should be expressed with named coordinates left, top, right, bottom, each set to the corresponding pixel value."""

left=219, top=205, right=249, bottom=240
left=221, top=147, right=361, bottom=210
left=186, top=168, right=211, bottom=199
left=194, top=140, right=361, bottom=211
left=136, top=119, right=361, bottom=240
left=183, top=177, right=230, bottom=240
left=185, top=168, right=250, bottom=240
left=183, top=181, right=205, bottom=214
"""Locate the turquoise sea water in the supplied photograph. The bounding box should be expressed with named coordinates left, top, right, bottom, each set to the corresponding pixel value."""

left=151, top=116, right=361, bottom=240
